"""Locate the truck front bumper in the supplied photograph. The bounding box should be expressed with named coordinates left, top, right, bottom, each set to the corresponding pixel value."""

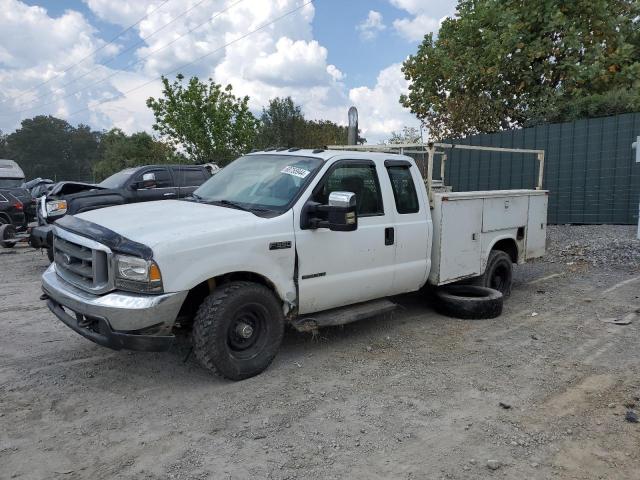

left=42, top=265, right=188, bottom=352
left=29, top=224, right=54, bottom=249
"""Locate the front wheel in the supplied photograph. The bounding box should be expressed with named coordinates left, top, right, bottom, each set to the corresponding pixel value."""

left=192, top=281, right=285, bottom=380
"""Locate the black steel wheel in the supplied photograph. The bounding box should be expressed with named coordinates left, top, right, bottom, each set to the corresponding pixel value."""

left=192, top=281, right=285, bottom=380
left=474, top=250, right=513, bottom=296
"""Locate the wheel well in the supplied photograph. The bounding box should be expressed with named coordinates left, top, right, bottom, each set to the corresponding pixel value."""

left=491, top=238, right=518, bottom=263
left=176, top=272, right=278, bottom=326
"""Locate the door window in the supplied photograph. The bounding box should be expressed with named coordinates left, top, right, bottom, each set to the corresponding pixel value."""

left=133, top=168, right=171, bottom=188
left=312, top=163, right=384, bottom=216
left=174, top=168, right=207, bottom=187
left=386, top=165, right=419, bottom=214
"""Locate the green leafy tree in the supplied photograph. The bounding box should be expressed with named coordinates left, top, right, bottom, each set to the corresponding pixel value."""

left=0, top=130, right=8, bottom=158
left=401, top=0, right=640, bottom=139
left=4, top=115, right=100, bottom=181
left=93, top=128, right=184, bottom=181
left=147, top=74, right=257, bottom=165
left=387, top=126, right=421, bottom=144
left=255, top=96, right=348, bottom=148
left=255, top=97, right=306, bottom=148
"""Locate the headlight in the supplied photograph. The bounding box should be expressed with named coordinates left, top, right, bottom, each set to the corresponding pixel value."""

left=114, top=255, right=163, bottom=293
left=46, top=200, right=67, bottom=217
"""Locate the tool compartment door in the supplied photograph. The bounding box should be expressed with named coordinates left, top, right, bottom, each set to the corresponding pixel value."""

left=437, top=198, right=482, bottom=282
left=526, top=194, right=548, bottom=259
left=482, top=195, right=528, bottom=232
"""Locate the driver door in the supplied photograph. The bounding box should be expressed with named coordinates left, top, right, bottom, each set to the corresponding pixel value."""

left=129, top=167, right=177, bottom=203
left=294, top=160, right=396, bottom=314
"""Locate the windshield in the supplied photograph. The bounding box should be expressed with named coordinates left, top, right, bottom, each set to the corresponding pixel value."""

left=98, top=168, right=136, bottom=189
left=0, top=178, right=24, bottom=188
left=194, top=154, right=323, bottom=212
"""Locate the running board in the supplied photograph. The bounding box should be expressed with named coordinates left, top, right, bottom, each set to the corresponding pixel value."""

left=292, top=299, right=398, bottom=332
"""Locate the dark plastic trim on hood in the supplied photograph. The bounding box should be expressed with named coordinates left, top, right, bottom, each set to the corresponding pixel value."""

left=55, top=215, right=154, bottom=260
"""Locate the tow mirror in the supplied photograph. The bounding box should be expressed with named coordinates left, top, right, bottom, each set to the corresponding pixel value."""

left=327, top=191, right=357, bottom=231
left=303, top=191, right=358, bottom=231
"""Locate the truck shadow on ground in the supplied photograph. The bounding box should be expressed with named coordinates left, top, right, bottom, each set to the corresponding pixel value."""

left=149, top=291, right=443, bottom=383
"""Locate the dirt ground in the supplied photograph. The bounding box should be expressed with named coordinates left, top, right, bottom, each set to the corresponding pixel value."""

left=1, top=226, right=640, bottom=480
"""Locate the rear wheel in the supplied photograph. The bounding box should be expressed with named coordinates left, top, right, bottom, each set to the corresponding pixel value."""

left=192, top=281, right=285, bottom=380
left=474, top=250, right=513, bottom=296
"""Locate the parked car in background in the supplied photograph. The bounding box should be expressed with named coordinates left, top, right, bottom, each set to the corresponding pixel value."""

left=30, top=164, right=211, bottom=259
left=0, top=189, right=26, bottom=230
left=23, top=177, right=54, bottom=199
left=0, top=159, right=35, bottom=225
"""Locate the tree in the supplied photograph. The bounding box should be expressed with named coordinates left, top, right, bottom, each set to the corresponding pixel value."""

left=387, top=126, right=421, bottom=144
left=401, top=0, right=640, bottom=139
left=4, top=115, right=100, bottom=181
left=255, top=97, right=306, bottom=148
left=0, top=130, right=8, bottom=158
left=147, top=74, right=257, bottom=165
left=93, top=129, right=184, bottom=181
left=255, top=96, right=348, bottom=148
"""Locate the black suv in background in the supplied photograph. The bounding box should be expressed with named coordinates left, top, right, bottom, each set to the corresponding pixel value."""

left=0, top=190, right=27, bottom=230
left=30, top=164, right=211, bottom=258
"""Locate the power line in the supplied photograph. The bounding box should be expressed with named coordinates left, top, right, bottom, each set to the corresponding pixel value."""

left=3, top=0, right=249, bottom=117
left=62, top=0, right=315, bottom=120
left=5, top=0, right=172, bottom=105
left=8, top=0, right=216, bottom=111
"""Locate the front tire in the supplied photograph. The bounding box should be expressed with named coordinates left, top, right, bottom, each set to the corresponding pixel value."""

left=192, top=281, right=285, bottom=380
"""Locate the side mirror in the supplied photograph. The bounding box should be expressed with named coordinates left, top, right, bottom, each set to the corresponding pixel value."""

left=327, top=191, right=357, bottom=231
left=302, top=191, right=358, bottom=231
left=133, top=172, right=157, bottom=189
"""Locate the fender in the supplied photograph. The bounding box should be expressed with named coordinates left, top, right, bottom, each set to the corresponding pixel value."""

left=482, top=233, right=521, bottom=272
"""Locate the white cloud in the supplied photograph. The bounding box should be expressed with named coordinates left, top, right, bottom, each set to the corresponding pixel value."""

left=356, top=10, right=386, bottom=41
left=0, top=0, right=421, bottom=145
left=390, top=0, right=456, bottom=42
left=83, top=0, right=165, bottom=27
left=348, top=63, right=420, bottom=143
left=393, top=14, right=442, bottom=42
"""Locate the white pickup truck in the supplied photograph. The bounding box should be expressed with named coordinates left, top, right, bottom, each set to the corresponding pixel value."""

left=41, top=148, right=548, bottom=380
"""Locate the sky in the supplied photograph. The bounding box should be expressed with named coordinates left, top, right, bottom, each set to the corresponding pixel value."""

left=0, top=0, right=457, bottom=143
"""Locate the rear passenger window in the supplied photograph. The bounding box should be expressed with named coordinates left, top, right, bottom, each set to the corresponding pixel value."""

left=387, top=166, right=419, bottom=214
left=174, top=168, right=207, bottom=187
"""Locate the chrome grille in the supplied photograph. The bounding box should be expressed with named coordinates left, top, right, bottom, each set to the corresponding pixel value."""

left=53, top=228, right=113, bottom=294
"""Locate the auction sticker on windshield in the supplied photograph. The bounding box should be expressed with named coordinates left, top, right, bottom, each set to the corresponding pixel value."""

left=281, top=165, right=310, bottom=179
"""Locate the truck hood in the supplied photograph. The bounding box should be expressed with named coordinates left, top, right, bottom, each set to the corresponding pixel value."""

left=74, top=199, right=259, bottom=249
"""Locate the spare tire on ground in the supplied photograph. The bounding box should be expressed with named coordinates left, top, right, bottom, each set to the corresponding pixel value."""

left=434, top=285, right=503, bottom=320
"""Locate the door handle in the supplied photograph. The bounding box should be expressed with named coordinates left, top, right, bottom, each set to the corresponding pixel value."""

left=385, top=227, right=394, bottom=246
left=163, top=192, right=176, bottom=197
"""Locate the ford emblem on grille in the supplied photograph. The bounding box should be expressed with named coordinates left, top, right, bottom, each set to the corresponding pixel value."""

left=62, top=253, right=72, bottom=265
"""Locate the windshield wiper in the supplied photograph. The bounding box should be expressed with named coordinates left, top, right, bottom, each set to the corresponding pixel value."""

left=212, top=199, right=256, bottom=212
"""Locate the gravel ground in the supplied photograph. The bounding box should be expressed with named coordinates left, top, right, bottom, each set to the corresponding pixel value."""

left=1, top=225, right=640, bottom=480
